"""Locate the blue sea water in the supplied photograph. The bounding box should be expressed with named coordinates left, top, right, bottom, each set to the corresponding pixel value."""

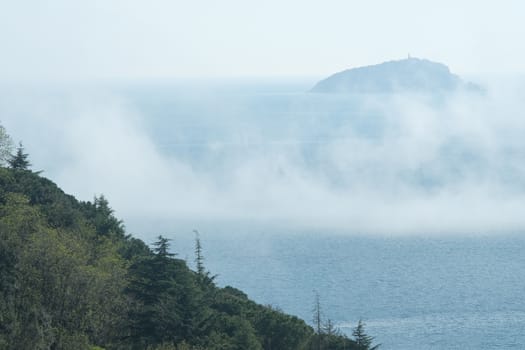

left=171, top=232, right=525, bottom=350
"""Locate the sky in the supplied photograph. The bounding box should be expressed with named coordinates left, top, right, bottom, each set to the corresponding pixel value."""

left=1, top=0, right=525, bottom=81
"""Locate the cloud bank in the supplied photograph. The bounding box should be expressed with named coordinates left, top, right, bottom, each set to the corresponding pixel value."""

left=2, top=79, right=525, bottom=235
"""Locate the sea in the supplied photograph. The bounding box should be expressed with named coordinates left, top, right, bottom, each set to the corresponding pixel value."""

left=171, top=231, right=525, bottom=350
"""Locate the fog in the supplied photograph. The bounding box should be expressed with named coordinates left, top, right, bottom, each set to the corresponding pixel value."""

left=2, top=78, right=525, bottom=235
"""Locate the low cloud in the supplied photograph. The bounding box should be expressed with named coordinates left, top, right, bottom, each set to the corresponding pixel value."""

left=2, top=80, right=525, bottom=235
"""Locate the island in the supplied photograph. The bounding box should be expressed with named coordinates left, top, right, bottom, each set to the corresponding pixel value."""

left=311, top=57, right=481, bottom=94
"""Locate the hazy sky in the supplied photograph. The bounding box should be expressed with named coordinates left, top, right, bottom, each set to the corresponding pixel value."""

left=1, top=0, right=524, bottom=81
left=2, top=1, right=525, bottom=234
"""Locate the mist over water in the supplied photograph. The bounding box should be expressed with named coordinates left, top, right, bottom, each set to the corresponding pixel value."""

left=3, top=78, right=525, bottom=349
left=2, top=78, right=525, bottom=235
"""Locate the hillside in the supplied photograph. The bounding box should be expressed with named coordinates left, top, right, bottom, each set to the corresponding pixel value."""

left=311, top=57, right=481, bottom=93
left=0, top=165, right=375, bottom=350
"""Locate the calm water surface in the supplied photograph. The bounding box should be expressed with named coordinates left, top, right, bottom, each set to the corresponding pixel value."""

left=172, top=232, right=525, bottom=350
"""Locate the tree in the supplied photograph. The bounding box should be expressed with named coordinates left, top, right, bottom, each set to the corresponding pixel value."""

left=126, top=236, right=194, bottom=348
left=0, top=123, right=13, bottom=166
left=313, top=292, right=323, bottom=350
left=323, top=319, right=339, bottom=337
left=192, top=231, right=216, bottom=288
left=353, top=319, right=380, bottom=350
left=8, top=142, right=30, bottom=170
left=194, top=230, right=204, bottom=276
left=82, top=195, right=125, bottom=238
left=153, top=235, right=175, bottom=259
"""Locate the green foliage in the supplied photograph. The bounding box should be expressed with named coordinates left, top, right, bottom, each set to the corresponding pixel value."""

left=81, top=195, right=125, bottom=238
left=193, top=230, right=216, bottom=288
left=0, top=166, right=378, bottom=350
left=125, top=237, right=190, bottom=348
left=7, top=142, right=31, bottom=170
left=194, top=230, right=205, bottom=275
left=306, top=292, right=362, bottom=350
left=153, top=235, right=175, bottom=258
left=353, top=320, right=380, bottom=350
left=0, top=123, right=13, bottom=166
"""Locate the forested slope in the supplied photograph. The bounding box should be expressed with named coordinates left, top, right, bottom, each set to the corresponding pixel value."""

left=0, top=163, right=376, bottom=349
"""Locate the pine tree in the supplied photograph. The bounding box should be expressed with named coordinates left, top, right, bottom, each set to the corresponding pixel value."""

left=194, top=230, right=205, bottom=276
left=89, top=195, right=125, bottom=237
left=126, top=236, right=183, bottom=347
left=353, top=319, right=380, bottom=350
left=192, top=231, right=216, bottom=288
left=8, top=142, right=30, bottom=170
left=313, top=292, right=323, bottom=350
left=323, top=318, right=339, bottom=337
left=153, top=235, right=175, bottom=259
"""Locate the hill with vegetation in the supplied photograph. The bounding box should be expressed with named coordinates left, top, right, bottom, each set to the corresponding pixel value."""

left=311, top=57, right=481, bottom=94
left=0, top=127, right=379, bottom=349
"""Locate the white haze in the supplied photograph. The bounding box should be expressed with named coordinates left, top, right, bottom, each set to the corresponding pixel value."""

left=2, top=78, right=525, bottom=235
left=2, top=1, right=525, bottom=79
